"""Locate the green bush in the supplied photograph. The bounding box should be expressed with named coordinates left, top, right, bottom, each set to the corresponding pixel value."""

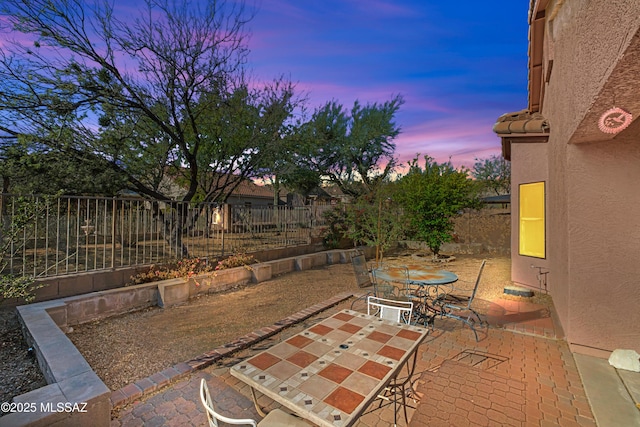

left=0, top=274, right=47, bottom=305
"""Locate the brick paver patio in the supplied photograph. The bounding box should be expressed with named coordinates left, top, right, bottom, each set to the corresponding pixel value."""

left=111, top=295, right=597, bottom=427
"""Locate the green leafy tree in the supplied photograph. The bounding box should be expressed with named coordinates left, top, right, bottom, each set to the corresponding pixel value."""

left=280, top=167, right=322, bottom=200
left=0, top=0, right=298, bottom=202
left=472, top=154, right=511, bottom=196
left=342, top=183, right=406, bottom=264
left=0, top=138, right=127, bottom=195
left=251, top=87, right=310, bottom=207
left=299, top=96, right=404, bottom=198
left=397, top=155, right=480, bottom=258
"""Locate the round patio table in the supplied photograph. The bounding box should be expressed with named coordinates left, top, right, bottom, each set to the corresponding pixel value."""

left=373, top=263, right=458, bottom=286
left=373, top=264, right=458, bottom=326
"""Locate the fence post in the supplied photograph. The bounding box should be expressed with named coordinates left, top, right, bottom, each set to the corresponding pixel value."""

left=284, top=207, right=288, bottom=247
left=221, top=204, right=226, bottom=257
left=111, top=198, right=117, bottom=269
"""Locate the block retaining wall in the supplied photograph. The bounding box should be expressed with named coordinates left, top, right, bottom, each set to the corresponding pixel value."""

left=1, top=247, right=370, bottom=427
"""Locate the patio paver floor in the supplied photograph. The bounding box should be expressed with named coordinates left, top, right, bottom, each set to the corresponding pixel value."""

left=111, top=293, right=597, bottom=427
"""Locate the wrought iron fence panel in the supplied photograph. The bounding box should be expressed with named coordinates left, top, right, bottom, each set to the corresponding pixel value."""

left=227, top=205, right=312, bottom=253
left=0, top=194, right=326, bottom=279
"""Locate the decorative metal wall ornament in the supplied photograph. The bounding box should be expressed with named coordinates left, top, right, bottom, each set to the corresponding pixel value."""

left=598, top=107, right=633, bottom=134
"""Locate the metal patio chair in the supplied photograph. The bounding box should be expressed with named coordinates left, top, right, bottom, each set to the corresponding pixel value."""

left=437, top=259, right=486, bottom=341
left=371, top=264, right=409, bottom=299
left=350, top=252, right=375, bottom=310
left=366, top=296, right=422, bottom=424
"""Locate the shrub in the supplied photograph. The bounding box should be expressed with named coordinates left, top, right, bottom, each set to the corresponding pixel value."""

left=0, top=196, right=53, bottom=305
left=214, top=253, right=257, bottom=271
left=320, top=206, right=349, bottom=249
left=0, top=274, right=47, bottom=305
left=127, top=254, right=258, bottom=286
left=127, top=257, right=213, bottom=286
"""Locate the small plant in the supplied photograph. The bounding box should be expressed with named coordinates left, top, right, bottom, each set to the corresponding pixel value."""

left=320, top=207, right=349, bottom=249
left=127, top=257, right=213, bottom=286
left=0, top=274, right=47, bottom=305
left=0, top=196, right=53, bottom=305
left=214, top=253, right=257, bottom=271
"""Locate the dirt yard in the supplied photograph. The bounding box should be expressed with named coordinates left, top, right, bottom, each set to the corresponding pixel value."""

left=66, top=252, right=521, bottom=391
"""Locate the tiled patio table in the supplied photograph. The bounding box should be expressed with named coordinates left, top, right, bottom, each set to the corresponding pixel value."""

left=230, top=309, right=428, bottom=427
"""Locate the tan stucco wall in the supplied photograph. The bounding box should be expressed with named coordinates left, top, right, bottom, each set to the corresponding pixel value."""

left=510, top=143, right=550, bottom=289
left=544, top=0, right=640, bottom=141
left=564, top=134, right=640, bottom=354
left=534, top=0, right=640, bottom=355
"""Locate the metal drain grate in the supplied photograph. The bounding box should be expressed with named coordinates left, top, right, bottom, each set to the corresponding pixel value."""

left=425, top=349, right=508, bottom=373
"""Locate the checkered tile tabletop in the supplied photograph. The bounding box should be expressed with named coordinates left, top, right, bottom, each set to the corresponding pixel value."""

left=230, top=309, right=428, bottom=427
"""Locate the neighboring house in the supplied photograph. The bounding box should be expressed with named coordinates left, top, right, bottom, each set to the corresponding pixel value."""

left=155, top=171, right=283, bottom=207
left=226, top=179, right=283, bottom=207
left=493, top=0, right=640, bottom=357
left=322, top=184, right=352, bottom=205
left=286, top=184, right=351, bottom=207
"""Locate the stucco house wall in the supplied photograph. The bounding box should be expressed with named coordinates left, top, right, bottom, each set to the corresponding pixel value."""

left=564, top=136, right=640, bottom=354
left=510, top=143, right=549, bottom=288
left=497, top=0, right=640, bottom=356
left=542, top=0, right=640, bottom=356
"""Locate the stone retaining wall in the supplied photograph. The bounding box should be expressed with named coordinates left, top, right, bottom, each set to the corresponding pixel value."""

left=1, top=248, right=366, bottom=427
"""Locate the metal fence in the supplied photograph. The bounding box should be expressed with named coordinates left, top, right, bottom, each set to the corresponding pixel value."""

left=0, top=194, right=335, bottom=279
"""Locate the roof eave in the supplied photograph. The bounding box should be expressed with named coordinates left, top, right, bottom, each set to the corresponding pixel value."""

left=528, top=0, right=548, bottom=113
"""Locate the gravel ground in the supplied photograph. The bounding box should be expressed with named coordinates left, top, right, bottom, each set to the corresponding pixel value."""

left=0, top=309, right=47, bottom=405
left=1, top=252, right=548, bottom=404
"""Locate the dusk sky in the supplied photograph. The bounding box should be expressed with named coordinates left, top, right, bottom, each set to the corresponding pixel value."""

left=1, top=0, right=530, bottom=170
left=246, top=0, right=530, bottom=169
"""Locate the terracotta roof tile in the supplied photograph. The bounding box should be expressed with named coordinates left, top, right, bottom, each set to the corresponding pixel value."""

left=493, top=109, right=550, bottom=135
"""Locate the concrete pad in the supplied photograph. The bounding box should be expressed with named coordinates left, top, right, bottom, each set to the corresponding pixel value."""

left=503, top=284, right=534, bottom=297
left=574, top=353, right=640, bottom=426
left=618, top=369, right=640, bottom=406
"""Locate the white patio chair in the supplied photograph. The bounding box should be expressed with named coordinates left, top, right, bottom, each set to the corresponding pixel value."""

left=367, top=295, right=413, bottom=324
left=366, top=296, right=420, bottom=424
left=199, top=379, right=309, bottom=427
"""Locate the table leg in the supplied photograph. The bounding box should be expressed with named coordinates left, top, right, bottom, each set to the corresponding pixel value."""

left=249, top=386, right=267, bottom=418
left=410, top=290, right=436, bottom=328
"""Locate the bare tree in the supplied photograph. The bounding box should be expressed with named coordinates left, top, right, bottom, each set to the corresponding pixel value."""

left=472, top=154, right=511, bottom=196
left=0, top=0, right=300, bottom=255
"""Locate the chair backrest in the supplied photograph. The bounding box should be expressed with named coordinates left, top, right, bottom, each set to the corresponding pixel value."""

left=371, top=264, right=409, bottom=298
left=200, top=378, right=258, bottom=427
left=351, top=254, right=372, bottom=288
left=367, top=296, right=413, bottom=324
left=465, top=260, right=487, bottom=308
